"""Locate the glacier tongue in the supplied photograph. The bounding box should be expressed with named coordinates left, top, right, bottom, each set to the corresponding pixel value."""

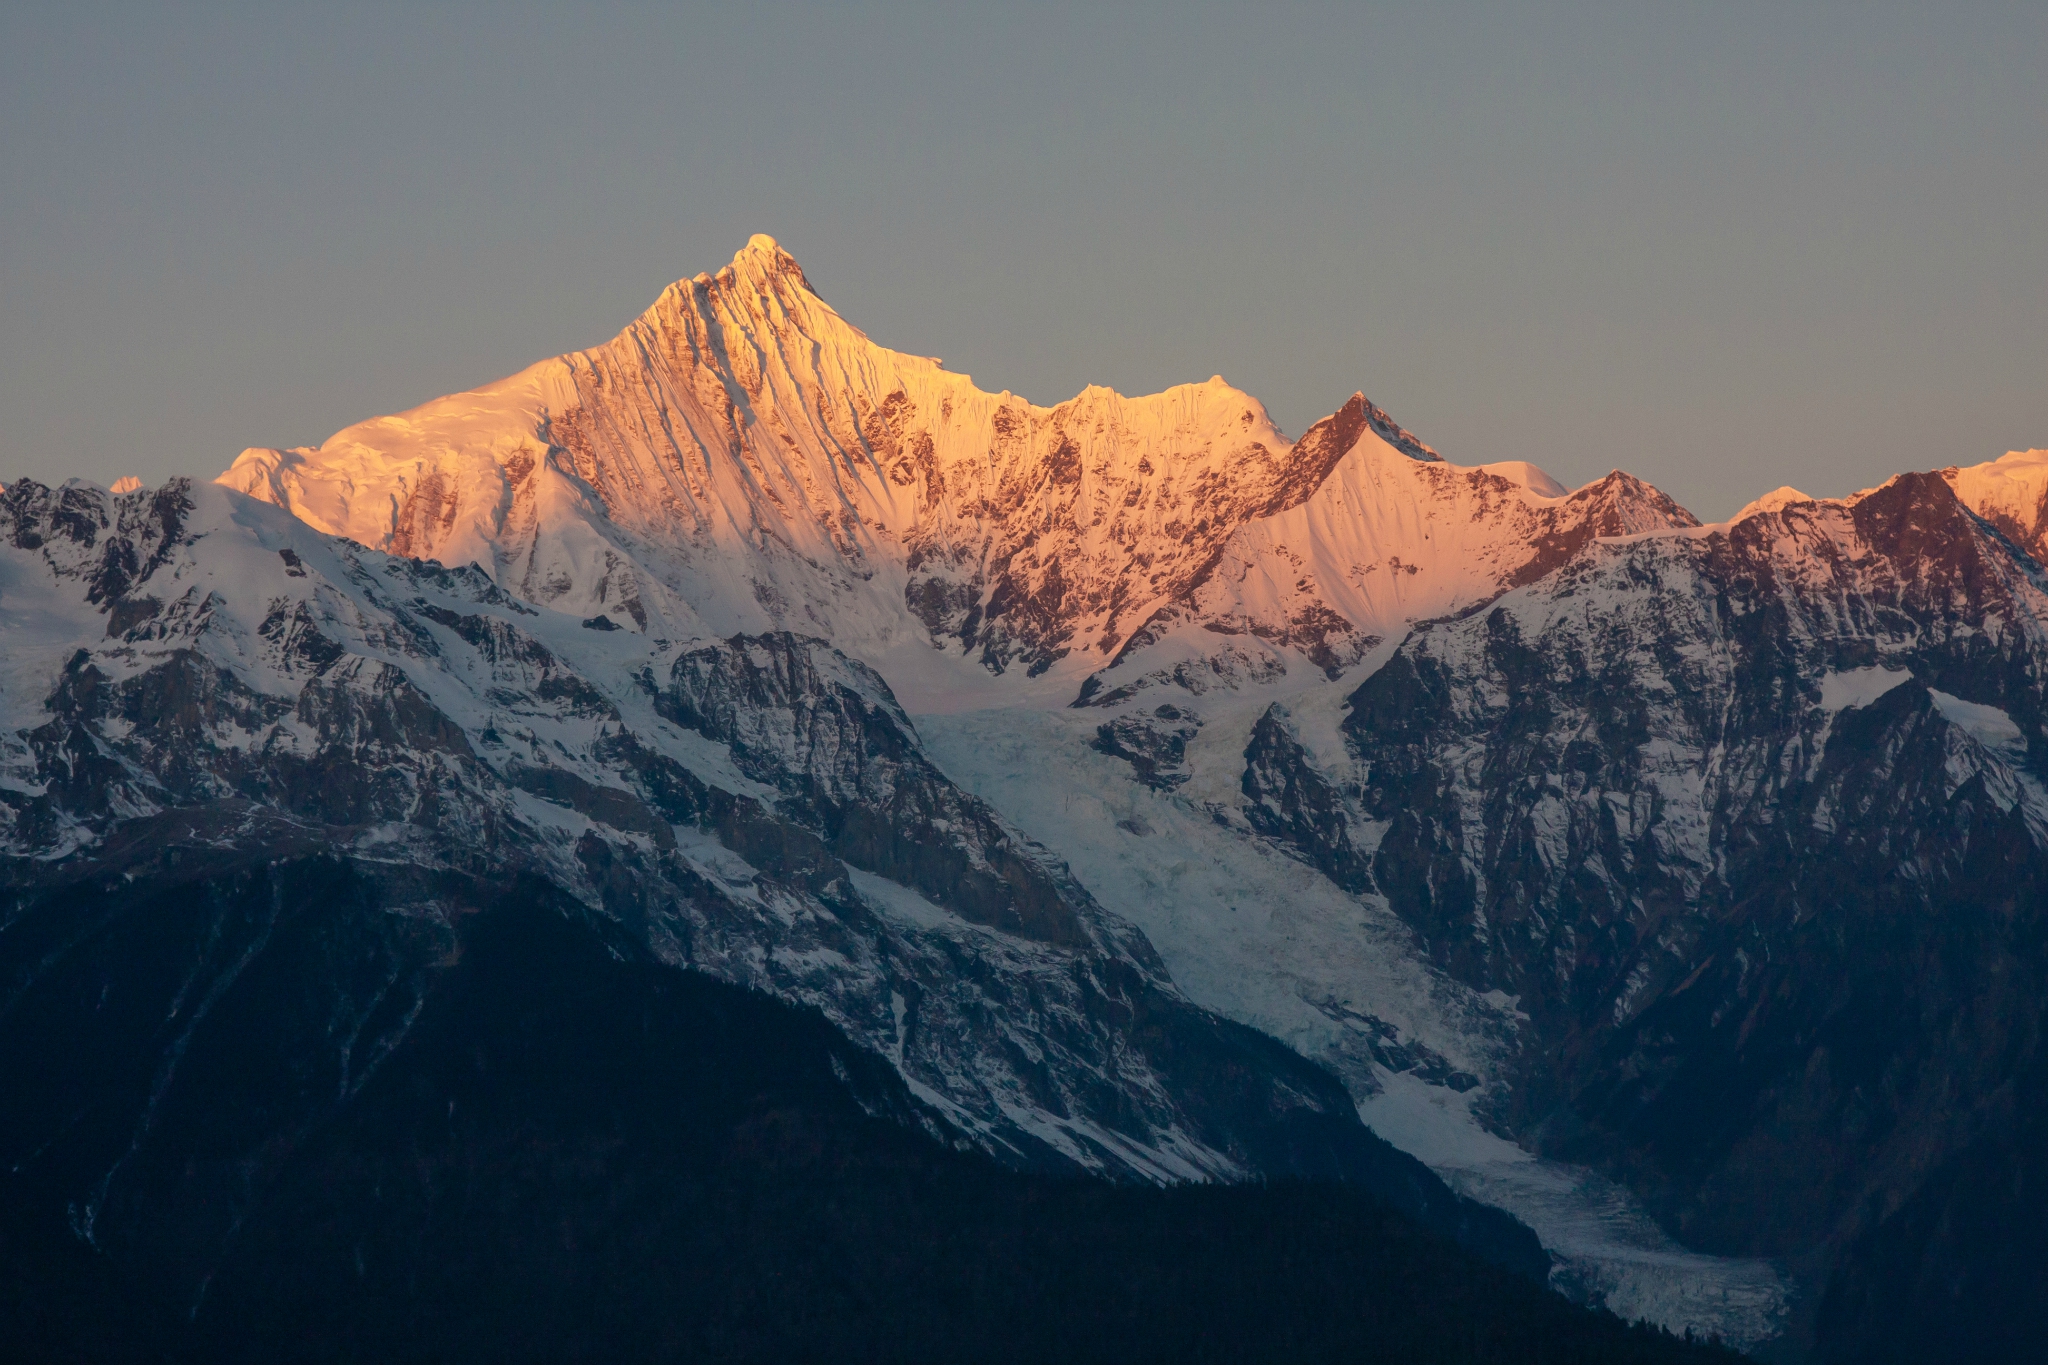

left=1356, top=1073, right=1790, bottom=1345
left=918, top=701, right=1792, bottom=1349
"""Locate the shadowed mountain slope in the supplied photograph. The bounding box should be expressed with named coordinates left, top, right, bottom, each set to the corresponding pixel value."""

left=0, top=860, right=1745, bottom=1365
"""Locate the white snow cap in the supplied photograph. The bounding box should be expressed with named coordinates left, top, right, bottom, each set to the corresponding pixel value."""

left=1954, top=448, right=2048, bottom=490
left=1733, top=486, right=1814, bottom=521
left=109, top=476, right=143, bottom=494
left=1993, top=447, right=2048, bottom=467
left=1941, top=449, right=2048, bottom=561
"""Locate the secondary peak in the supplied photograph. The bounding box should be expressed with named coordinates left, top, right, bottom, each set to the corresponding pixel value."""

left=726, top=232, right=818, bottom=296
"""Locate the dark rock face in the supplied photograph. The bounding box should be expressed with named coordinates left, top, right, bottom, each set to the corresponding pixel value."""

left=2, top=476, right=191, bottom=607
left=1240, top=703, right=1376, bottom=893
left=1243, top=474, right=2048, bottom=1357
left=662, top=632, right=1091, bottom=946
left=1495, top=471, right=1701, bottom=596
left=1091, top=703, right=1203, bottom=791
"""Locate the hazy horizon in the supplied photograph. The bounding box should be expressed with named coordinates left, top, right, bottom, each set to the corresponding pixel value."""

left=3, top=2, right=2042, bottom=520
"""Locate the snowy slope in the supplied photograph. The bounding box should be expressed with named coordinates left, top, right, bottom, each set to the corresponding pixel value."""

left=1946, top=447, right=2048, bottom=564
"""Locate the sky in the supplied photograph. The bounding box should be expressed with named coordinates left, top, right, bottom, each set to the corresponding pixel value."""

left=2, top=2, right=2042, bottom=521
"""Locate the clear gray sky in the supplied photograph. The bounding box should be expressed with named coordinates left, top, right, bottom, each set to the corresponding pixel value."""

left=3, top=2, right=2042, bottom=519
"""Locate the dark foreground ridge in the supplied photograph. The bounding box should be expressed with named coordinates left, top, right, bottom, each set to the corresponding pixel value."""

left=1, top=858, right=1738, bottom=1365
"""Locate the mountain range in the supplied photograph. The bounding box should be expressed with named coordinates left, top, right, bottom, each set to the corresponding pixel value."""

left=7, top=235, right=2046, bottom=1362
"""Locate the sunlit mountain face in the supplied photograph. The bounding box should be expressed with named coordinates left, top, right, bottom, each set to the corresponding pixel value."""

left=4, top=236, right=2045, bottom=1363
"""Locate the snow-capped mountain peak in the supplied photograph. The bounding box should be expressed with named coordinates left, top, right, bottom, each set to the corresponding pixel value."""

left=1945, top=448, right=2048, bottom=564
left=1731, top=485, right=1814, bottom=521
left=218, top=236, right=1693, bottom=707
